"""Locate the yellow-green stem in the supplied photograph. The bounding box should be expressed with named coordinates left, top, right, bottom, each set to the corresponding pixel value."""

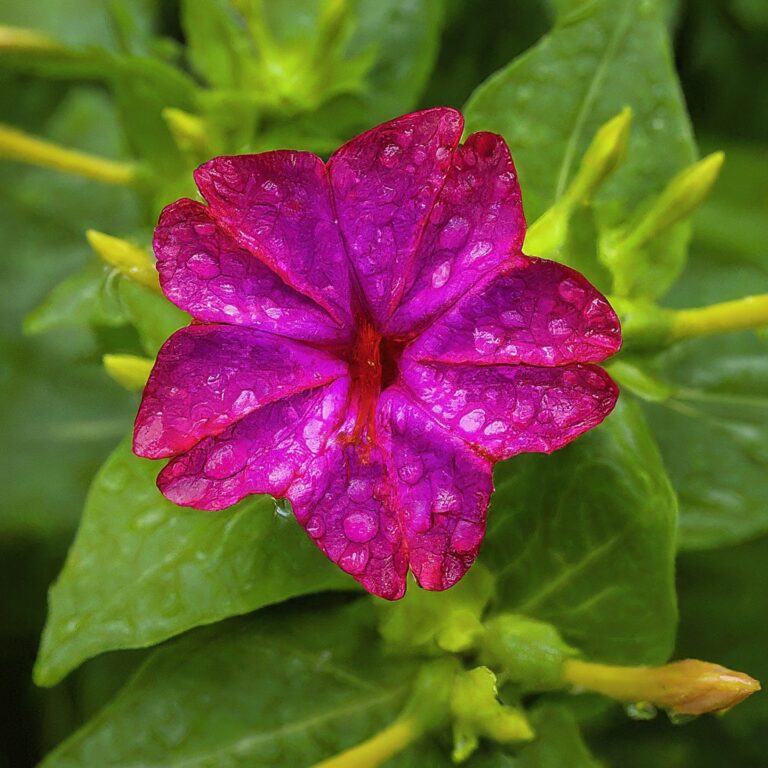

left=0, top=25, right=62, bottom=52
left=669, top=293, right=768, bottom=341
left=312, top=717, right=419, bottom=768
left=0, top=123, right=139, bottom=186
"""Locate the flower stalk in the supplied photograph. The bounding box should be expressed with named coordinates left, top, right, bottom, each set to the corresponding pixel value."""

left=618, top=293, right=768, bottom=351
left=0, top=25, right=63, bottom=52
left=668, top=293, right=768, bottom=342
left=312, top=717, right=420, bottom=768
left=563, top=658, right=760, bottom=716
left=0, top=123, right=139, bottom=186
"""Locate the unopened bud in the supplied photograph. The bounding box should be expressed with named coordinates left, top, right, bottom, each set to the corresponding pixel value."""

left=162, top=108, right=210, bottom=156
left=86, top=230, right=159, bottom=292
left=563, top=658, right=760, bottom=716
left=622, top=152, right=724, bottom=250
left=525, top=108, right=632, bottom=257
left=103, top=354, right=153, bottom=391
left=569, top=106, right=632, bottom=204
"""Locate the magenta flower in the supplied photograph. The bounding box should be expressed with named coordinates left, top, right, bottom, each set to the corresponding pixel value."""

left=133, top=108, right=621, bottom=600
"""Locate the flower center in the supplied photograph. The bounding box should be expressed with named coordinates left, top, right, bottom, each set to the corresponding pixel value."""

left=348, top=319, right=404, bottom=441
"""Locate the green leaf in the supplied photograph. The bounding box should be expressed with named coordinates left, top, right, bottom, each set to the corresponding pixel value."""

left=641, top=141, right=768, bottom=550
left=482, top=398, right=678, bottom=665
left=348, top=0, right=445, bottom=124
left=181, top=0, right=255, bottom=89
left=644, top=323, right=768, bottom=552
left=463, top=0, right=695, bottom=292
left=516, top=703, right=601, bottom=768
left=34, top=437, right=354, bottom=687
left=39, top=601, right=415, bottom=767
left=117, top=278, right=188, bottom=356
left=24, top=262, right=127, bottom=335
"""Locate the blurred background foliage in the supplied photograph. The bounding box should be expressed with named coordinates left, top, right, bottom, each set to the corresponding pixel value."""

left=0, top=0, right=766, bottom=765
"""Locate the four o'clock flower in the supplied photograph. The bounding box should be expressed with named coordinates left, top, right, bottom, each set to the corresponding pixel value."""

left=133, top=108, right=621, bottom=600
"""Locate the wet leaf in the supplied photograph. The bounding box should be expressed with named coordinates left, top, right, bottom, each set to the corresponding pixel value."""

left=39, top=601, right=415, bottom=767
left=484, top=398, right=678, bottom=665
left=464, top=0, right=695, bottom=294
left=34, top=437, right=354, bottom=686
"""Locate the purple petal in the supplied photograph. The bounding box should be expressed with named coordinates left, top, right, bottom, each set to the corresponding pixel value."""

left=328, top=107, right=463, bottom=326
left=288, top=428, right=408, bottom=601
left=157, top=379, right=349, bottom=510
left=154, top=199, right=348, bottom=343
left=194, top=151, right=351, bottom=325
left=401, top=360, right=618, bottom=460
left=380, top=388, right=493, bottom=592
left=407, top=257, right=621, bottom=365
left=387, top=132, right=526, bottom=334
left=134, top=325, right=347, bottom=459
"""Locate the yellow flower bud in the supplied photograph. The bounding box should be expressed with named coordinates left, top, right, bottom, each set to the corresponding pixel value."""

left=525, top=107, right=632, bottom=257
left=86, top=230, right=160, bottom=292
left=162, top=108, right=210, bottom=156
left=103, top=355, right=153, bottom=391
left=563, top=657, right=760, bottom=716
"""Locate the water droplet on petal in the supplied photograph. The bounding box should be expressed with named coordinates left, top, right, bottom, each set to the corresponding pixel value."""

left=343, top=512, right=377, bottom=543
left=340, top=544, right=370, bottom=575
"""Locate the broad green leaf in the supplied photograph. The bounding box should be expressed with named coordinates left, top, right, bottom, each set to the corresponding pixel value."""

left=463, top=0, right=695, bottom=295
left=516, top=703, right=601, bottom=768
left=39, top=601, right=416, bottom=768
left=644, top=332, right=768, bottom=550
left=34, top=437, right=354, bottom=686
left=483, top=398, right=678, bottom=665
left=641, top=141, right=768, bottom=550
left=644, top=310, right=768, bottom=552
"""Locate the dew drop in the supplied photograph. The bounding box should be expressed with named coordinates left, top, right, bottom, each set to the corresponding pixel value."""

left=625, top=701, right=657, bottom=721
left=273, top=497, right=293, bottom=518
left=667, top=711, right=698, bottom=726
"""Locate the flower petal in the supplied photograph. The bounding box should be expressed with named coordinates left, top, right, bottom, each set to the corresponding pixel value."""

left=387, top=132, right=526, bottom=334
left=157, top=379, right=350, bottom=510
left=328, top=107, right=464, bottom=326
left=194, top=151, right=351, bottom=325
left=154, top=199, right=348, bottom=343
left=134, top=325, right=347, bottom=460
left=401, top=360, right=618, bottom=460
left=288, top=434, right=408, bottom=601
left=407, top=257, right=621, bottom=365
left=380, top=388, right=493, bottom=592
